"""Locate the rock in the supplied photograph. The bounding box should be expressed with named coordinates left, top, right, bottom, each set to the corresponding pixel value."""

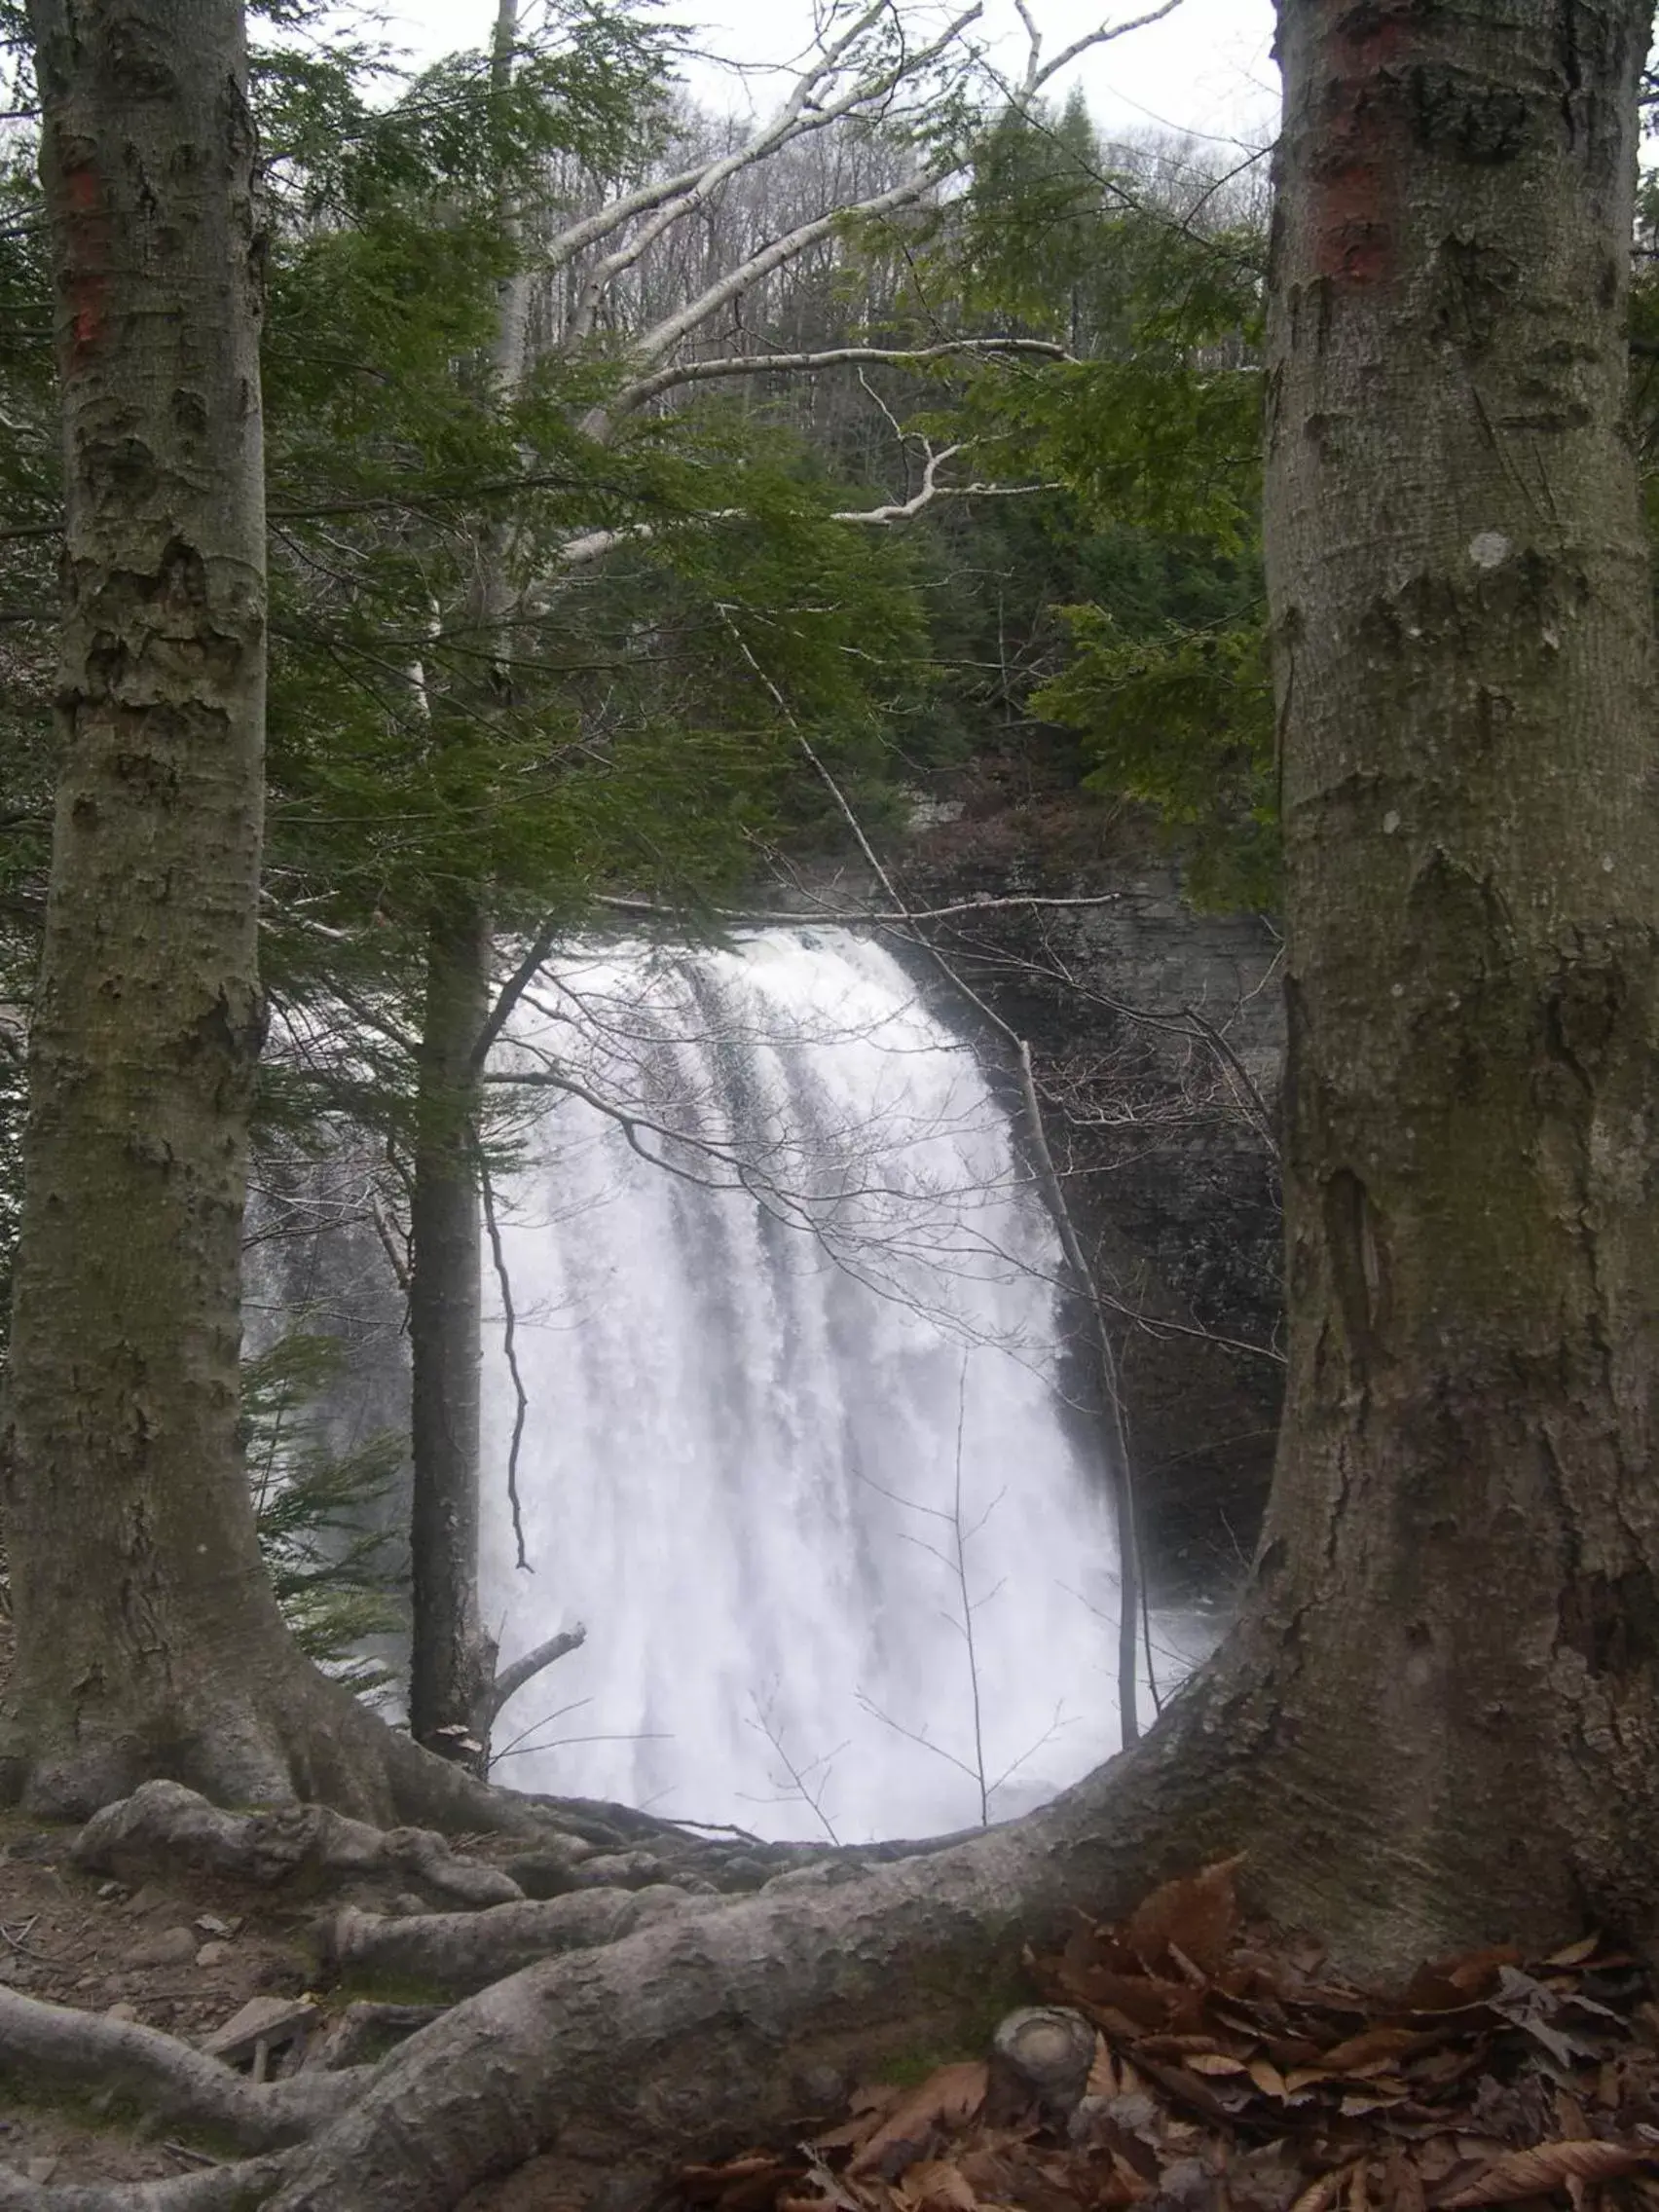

left=95, top=1880, right=126, bottom=1901
left=1, top=1832, right=61, bottom=1865
left=24, top=2157, right=58, bottom=2184
left=129, top=1925, right=199, bottom=1969
left=122, top=1882, right=171, bottom=1919
left=195, top=1913, right=233, bottom=1936
left=104, top=2001, right=139, bottom=2023
left=196, top=1940, right=232, bottom=1967
left=203, top=1994, right=317, bottom=2066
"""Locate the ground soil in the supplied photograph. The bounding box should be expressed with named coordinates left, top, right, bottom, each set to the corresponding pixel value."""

left=0, top=1803, right=535, bottom=2193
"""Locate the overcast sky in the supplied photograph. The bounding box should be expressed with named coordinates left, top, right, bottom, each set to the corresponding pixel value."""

left=381, top=0, right=1279, bottom=149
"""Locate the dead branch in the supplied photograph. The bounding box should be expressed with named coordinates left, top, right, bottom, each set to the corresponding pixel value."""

left=608, top=338, right=1069, bottom=419
left=715, top=608, right=1146, bottom=1745
left=486, top=1623, right=589, bottom=1725
left=475, top=1134, right=533, bottom=1572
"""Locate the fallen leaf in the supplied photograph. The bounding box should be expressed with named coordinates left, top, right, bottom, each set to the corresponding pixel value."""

left=1544, top=1936, right=1601, bottom=1969
left=1087, top=2037, right=1117, bottom=2099
left=1122, top=1858, right=1243, bottom=1979
left=896, top=2159, right=978, bottom=2210
left=1437, top=2138, right=1656, bottom=2205
left=1320, top=2028, right=1423, bottom=2075
left=1247, top=2058, right=1289, bottom=2099
left=1288, top=2165, right=1359, bottom=2212
left=1186, top=2053, right=1249, bottom=2078
left=848, top=2063, right=987, bottom=2180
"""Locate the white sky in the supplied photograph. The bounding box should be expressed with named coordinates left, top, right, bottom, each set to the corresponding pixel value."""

left=381, top=0, right=1279, bottom=149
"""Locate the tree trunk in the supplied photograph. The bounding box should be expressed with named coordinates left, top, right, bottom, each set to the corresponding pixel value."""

left=0, top=0, right=530, bottom=1840
left=0, top=0, right=306, bottom=1816
left=1241, top=0, right=1659, bottom=1964
left=407, top=898, right=496, bottom=1764
left=404, top=0, right=540, bottom=1769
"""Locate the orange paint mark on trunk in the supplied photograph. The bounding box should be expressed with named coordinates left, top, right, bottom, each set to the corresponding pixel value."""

left=61, top=156, right=109, bottom=361
left=1306, top=0, right=1414, bottom=292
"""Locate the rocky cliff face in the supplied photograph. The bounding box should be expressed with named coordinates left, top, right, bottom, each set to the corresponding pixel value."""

left=894, top=794, right=1285, bottom=1606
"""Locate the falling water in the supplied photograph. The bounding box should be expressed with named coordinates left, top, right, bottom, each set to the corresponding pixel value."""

left=478, top=930, right=1126, bottom=1842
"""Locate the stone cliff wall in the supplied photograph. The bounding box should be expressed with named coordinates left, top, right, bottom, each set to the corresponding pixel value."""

left=893, top=797, right=1285, bottom=1604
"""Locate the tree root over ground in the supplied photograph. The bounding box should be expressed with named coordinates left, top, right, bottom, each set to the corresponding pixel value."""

left=0, top=2161, right=289, bottom=2212
left=10, top=1724, right=1657, bottom=2212
left=0, top=1989, right=360, bottom=2151
left=3, top=1710, right=1233, bottom=2212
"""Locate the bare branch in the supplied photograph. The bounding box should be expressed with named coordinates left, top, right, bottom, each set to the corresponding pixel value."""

left=617, top=171, right=942, bottom=387
left=486, top=1623, right=588, bottom=1724
left=475, top=1136, right=533, bottom=1572
left=608, top=338, right=1068, bottom=420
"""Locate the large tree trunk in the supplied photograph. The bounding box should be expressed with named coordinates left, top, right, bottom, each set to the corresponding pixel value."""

left=0, top=0, right=523, bottom=1839
left=1237, top=0, right=1659, bottom=1966
left=404, top=0, right=548, bottom=1769
left=0, top=0, right=304, bottom=1816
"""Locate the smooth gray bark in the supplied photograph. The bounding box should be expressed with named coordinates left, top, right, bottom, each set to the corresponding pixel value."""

left=0, top=0, right=300, bottom=1815
left=1247, top=0, right=1659, bottom=1958
left=407, top=896, right=495, bottom=1761
left=0, top=0, right=543, bottom=1841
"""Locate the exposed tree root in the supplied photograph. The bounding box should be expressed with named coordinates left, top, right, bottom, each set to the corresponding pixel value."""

left=299, top=2004, right=449, bottom=2074
left=263, top=1707, right=1237, bottom=2212
left=313, top=1884, right=702, bottom=1995
left=0, top=2158, right=289, bottom=2212
left=0, top=1986, right=361, bottom=2151
left=73, top=1784, right=523, bottom=1908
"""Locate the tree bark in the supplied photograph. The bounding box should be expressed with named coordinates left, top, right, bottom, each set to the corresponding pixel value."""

left=408, top=897, right=496, bottom=1764
left=0, top=0, right=538, bottom=1841
left=0, top=0, right=308, bottom=1815
left=1245, top=0, right=1659, bottom=1963
left=404, top=0, right=546, bottom=1770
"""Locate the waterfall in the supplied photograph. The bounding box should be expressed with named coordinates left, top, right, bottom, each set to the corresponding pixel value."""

left=479, top=929, right=1127, bottom=1842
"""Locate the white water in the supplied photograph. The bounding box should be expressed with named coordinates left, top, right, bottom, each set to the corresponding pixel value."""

left=479, top=931, right=1127, bottom=1842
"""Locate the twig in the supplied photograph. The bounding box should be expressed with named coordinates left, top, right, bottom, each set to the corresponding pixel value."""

left=473, top=1135, right=531, bottom=1571
left=949, top=1358, right=989, bottom=1825
left=746, top=1699, right=842, bottom=1845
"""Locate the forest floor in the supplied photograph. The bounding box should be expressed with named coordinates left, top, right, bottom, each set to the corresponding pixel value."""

left=7, top=1797, right=1659, bottom=2211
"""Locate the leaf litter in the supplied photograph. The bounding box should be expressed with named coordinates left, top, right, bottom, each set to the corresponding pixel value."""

left=673, top=1861, right=1659, bottom=2212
